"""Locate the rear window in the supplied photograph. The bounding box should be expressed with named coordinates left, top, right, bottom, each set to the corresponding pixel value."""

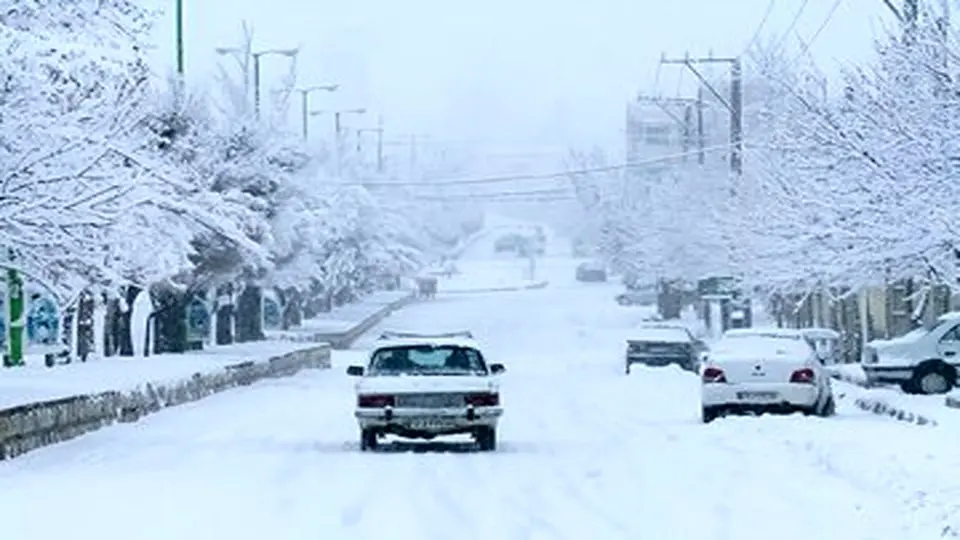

left=368, top=345, right=488, bottom=375
left=711, top=336, right=812, bottom=360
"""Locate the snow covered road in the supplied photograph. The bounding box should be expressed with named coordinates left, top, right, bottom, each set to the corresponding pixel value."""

left=1, top=258, right=958, bottom=539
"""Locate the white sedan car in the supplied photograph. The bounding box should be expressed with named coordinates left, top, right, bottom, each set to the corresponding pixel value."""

left=700, top=334, right=836, bottom=423
left=346, top=330, right=506, bottom=451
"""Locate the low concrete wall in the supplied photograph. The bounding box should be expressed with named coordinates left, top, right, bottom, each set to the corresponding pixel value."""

left=0, top=345, right=332, bottom=461
left=312, top=293, right=416, bottom=349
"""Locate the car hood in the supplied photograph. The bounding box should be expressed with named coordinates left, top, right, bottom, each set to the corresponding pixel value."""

left=357, top=375, right=499, bottom=394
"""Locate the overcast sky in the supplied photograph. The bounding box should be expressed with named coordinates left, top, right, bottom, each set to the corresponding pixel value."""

left=147, top=0, right=901, bottom=154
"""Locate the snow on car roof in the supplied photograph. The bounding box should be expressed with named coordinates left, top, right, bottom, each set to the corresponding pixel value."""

left=372, top=336, right=481, bottom=351
left=629, top=327, right=692, bottom=343
left=710, top=336, right=813, bottom=361
left=723, top=328, right=805, bottom=339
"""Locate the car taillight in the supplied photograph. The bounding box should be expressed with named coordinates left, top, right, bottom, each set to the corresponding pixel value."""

left=358, top=394, right=395, bottom=407
left=790, top=368, right=815, bottom=384
left=464, top=392, right=499, bottom=407
left=702, top=366, right=727, bottom=383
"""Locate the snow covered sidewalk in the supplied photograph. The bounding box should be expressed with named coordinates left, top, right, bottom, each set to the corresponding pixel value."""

left=1, top=290, right=412, bottom=410
left=0, top=341, right=313, bottom=410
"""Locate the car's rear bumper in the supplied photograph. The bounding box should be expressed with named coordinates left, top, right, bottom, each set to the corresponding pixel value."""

left=355, top=407, right=502, bottom=436
left=701, top=382, right=819, bottom=409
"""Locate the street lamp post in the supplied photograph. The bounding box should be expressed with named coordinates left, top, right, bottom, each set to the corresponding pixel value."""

left=297, top=85, right=339, bottom=140
left=311, top=108, right=366, bottom=176
left=252, top=48, right=299, bottom=120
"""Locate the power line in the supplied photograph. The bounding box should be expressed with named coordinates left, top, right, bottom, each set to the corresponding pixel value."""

left=348, top=141, right=739, bottom=187
left=743, top=0, right=777, bottom=55
left=772, top=0, right=811, bottom=55
left=793, top=0, right=844, bottom=62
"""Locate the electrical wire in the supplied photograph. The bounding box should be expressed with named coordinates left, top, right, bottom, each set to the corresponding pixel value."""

left=793, top=0, right=844, bottom=63
left=771, top=0, right=810, bottom=55
left=347, top=141, right=740, bottom=187
left=742, top=0, right=777, bottom=55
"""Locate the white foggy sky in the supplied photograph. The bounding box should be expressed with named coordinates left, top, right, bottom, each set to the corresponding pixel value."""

left=147, top=1, right=900, bottom=153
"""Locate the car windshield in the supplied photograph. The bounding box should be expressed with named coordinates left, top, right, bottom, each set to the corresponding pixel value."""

left=368, top=345, right=488, bottom=376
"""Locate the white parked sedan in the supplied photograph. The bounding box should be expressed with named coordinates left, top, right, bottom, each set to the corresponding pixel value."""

left=346, top=330, right=506, bottom=451
left=700, top=335, right=836, bottom=423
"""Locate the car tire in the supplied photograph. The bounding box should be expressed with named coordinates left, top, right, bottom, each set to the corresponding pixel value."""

left=475, top=426, right=497, bottom=451
left=908, top=360, right=956, bottom=395
left=701, top=406, right=720, bottom=423
left=360, top=429, right=378, bottom=452
left=625, top=363, right=631, bottom=375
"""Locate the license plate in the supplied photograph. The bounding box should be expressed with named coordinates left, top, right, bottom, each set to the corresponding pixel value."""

left=736, top=391, right=779, bottom=400
left=397, top=393, right=462, bottom=408
left=408, top=418, right=455, bottom=430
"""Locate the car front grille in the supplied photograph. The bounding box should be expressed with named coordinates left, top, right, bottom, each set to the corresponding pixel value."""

left=395, top=393, right=465, bottom=408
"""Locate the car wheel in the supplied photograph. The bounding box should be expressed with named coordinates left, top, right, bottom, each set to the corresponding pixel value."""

left=909, top=361, right=956, bottom=395
left=360, top=429, right=378, bottom=451
left=475, top=426, right=497, bottom=451
left=701, top=406, right=720, bottom=423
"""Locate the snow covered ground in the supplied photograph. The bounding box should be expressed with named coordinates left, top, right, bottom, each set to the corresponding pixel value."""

left=2, top=243, right=959, bottom=538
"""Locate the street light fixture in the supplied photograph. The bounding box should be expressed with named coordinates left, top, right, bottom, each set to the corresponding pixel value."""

left=251, top=47, right=300, bottom=120
left=297, top=85, right=339, bottom=140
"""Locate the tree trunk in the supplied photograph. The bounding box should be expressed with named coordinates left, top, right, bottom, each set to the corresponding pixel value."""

left=117, top=285, right=141, bottom=356
left=103, top=295, right=119, bottom=357
left=281, top=286, right=302, bottom=329
left=151, top=286, right=188, bottom=354
left=215, top=283, right=235, bottom=345
left=235, top=284, right=263, bottom=343
left=76, top=291, right=95, bottom=362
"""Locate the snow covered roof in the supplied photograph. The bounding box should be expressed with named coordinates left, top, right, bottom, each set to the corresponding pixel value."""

left=710, top=336, right=813, bottom=362
left=629, top=327, right=692, bottom=344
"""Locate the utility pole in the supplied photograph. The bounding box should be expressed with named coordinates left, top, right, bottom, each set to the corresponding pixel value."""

left=660, top=53, right=742, bottom=175
left=636, top=95, right=704, bottom=164
left=696, top=87, right=705, bottom=165
left=175, top=0, right=184, bottom=76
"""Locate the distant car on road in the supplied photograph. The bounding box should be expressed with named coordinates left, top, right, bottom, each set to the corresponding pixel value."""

left=346, top=330, right=506, bottom=451
left=615, top=287, right=657, bottom=306
left=575, top=261, right=607, bottom=282
left=700, top=335, right=836, bottom=423
left=625, top=325, right=702, bottom=374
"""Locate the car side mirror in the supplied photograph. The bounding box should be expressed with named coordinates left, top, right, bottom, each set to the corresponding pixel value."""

left=490, top=363, right=506, bottom=374
left=346, top=365, right=364, bottom=376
